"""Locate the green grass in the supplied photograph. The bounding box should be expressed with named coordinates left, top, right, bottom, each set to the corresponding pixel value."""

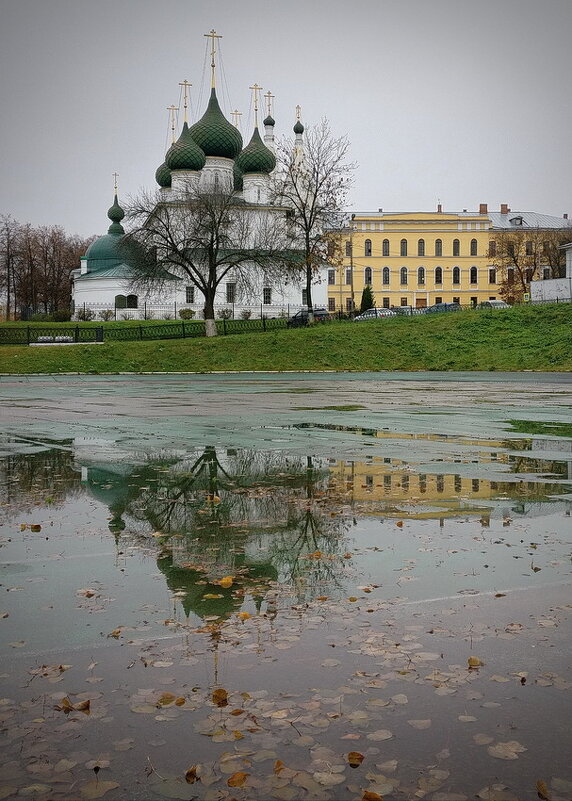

left=1, top=304, right=571, bottom=374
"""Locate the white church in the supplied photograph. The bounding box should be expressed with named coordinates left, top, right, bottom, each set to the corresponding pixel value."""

left=71, top=35, right=327, bottom=322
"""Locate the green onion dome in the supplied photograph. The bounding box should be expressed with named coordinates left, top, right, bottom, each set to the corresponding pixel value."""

left=155, top=160, right=172, bottom=188
left=233, top=161, right=243, bottom=191
left=84, top=194, right=125, bottom=265
left=189, top=88, right=243, bottom=159
left=293, top=120, right=304, bottom=134
left=263, top=114, right=275, bottom=126
left=166, top=122, right=206, bottom=171
left=236, top=127, right=276, bottom=174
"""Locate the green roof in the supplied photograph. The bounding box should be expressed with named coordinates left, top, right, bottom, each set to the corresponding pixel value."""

left=236, top=127, right=276, bottom=175
left=155, top=160, right=172, bottom=187
left=166, top=122, right=206, bottom=172
left=189, top=88, right=243, bottom=159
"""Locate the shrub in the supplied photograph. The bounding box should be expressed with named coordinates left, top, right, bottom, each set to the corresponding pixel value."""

left=162, top=313, right=173, bottom=320
left=239, top=309, right=252, bottom=320
left=53, top=309, right=72, bottom=322
left=218, top=308, right=232, bottom=320
left=76, top=307, right=95, bottom=321
left=98, top=309, right=114, bottom=321
left=178, top=308, right=196, bottom=320
left=30, top=313, right=53, bottom=322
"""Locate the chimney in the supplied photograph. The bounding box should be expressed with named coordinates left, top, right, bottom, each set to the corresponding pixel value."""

left=437, top=203, right=442, bottom=213
left=564, top=213, right=568, bottom=220
left=500, top=203, right=509, bottom=214
left=479, top=203, right=488, bottom=214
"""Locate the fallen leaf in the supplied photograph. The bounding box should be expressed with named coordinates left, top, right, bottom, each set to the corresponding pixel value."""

left=184, top=766, right=199, bottom=784
left=487, top=740, right=527, bottom=760
left=536, top=780, right=551, bottom=800
left=348, top=751, right=364, bottom=768
left=157, top=693, right=176, bottom=706
left=218, top=576, right=234, bottom=588
left=468, top=656, right=485, bottom=668
left=30, top=524, right=42, bottom=532
left=237, top=612, right=251, bottom=620
left=80, top=780, right=120, bottom=798
left=212, top=688, right=228, bottom=707
left=362, top=792, right=383, bottom=801
left=227, top=771, right=249, bottom=787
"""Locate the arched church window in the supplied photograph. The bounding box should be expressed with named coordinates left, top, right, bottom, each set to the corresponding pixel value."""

left=417, top=266, right=425, bottom=285
left=115, top=295, right=127, bottom=309
left=453, top=239, right=460, bottom=256
left=400, top=239, right=407, bottom=257
left=126, top=294, right=138, bottom=309
left=470, top=266, right=478, bottom=284
left=417, top=239, right=425, bottom=256
left=470, top=238, right=478, bottom=256
left=400, top=266, right=408, bottom=285
left=382, top=267, right=390, bottom=285
left=364, top=267, right=372, bottom=285
left=382, top=239, right=390, bottom=256
left=435, top=266, right=443, bottom=284
left=365, top=239, right=372, bottom=256
left=452, top=266, right=460, bottom=284
left=435, top=239, right=442, bottom=257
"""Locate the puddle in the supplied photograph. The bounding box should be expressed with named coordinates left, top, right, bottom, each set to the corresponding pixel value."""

left=0, top=375, right=571, bottom=800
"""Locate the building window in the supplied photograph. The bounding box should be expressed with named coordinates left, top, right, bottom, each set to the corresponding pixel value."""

left=185, top=285, right=195, bottom=303
left=365, top=239, right=372, bottom=257
left=226, top=283, right=236, bottom=303
left=382, top=266, right=390, bottom=285
left=345, top=240, right=352, bottom=257
left=471, top=296, right=478, bottom=306
left=453, top=239, right=460, bottom=256
left=470, top=266, right=478, bottom=284
left=419, top=474, right=427, bottom=493
left=364, top=267, right=372, bottom=285
left=345, top=268, right=352, bottom=285
left=328, top=297, right=336, bottom=311
left=382, top=239, right=390, bottom=256
left=346, top=297, right=354, bottom=311
left=417, top=266, right=425, bottom=285
left=435, top=296, right=442, bottom=304
left=525, top=268, right=533, bottom=282
left=507, top=242, right=515, bottom=257
left=302, top=289, right=308, bottom=305
left=489, top=240, right=496, bottom=257
left=435, top=239, right=442, bottom=257
left=543, top=267, right=551, bottom=280
left=115, top=294, right=127, bottom=309
left=263, top=287, right=272, bottom=304
left=454, top=475, right=462, bottom=493
left=452, top=266, right=460, bottom=284
left=507, top=267, right=514, bottom=284
left=400, top=267, right=408, bottom=285
left=327, top=239, right=335, bottom=257
left=400, top=297, right=408, bottom=306
left=382, top=297, right=390, bottom=308
left=470, top=238, right=478, bottom=256
left=436, top=475, right=444, bottom=493
left=126, top=294, right=138, bottom=309
left=472, top=479, right=480, bottom=493
left=417, top=239, right=425, bottom=256
left=452, top=296, right=460, bottom=304
left=435, top=266, right=443, bottom=285
left=489, top=268, right=496, bottom=284
left=328, top=269, right=335, bottom=285
left=525, top=240, right=533, bottom=256
left=400, top=239, right=407, bottom=257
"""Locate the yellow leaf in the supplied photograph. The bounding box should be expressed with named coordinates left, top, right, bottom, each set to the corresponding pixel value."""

left=54, top=696, right=74, bottom=714
left=274, top=760, right=285, bottom=775
left=227, top=771, right=249, bottom=787
left=468, top=656, right=485, bottom=668
left=174, top=697, right=186, bottom=706
left=348, top=597, right=358, bottom=602
left=74, top=699, right=91, bottom=715
left=212, top=688, right=228, bottom=707
left=536, top=780, right=551, bottom=800
left=203, top=593, right=224, bottom=599
left=30, top=524, right=42, bottom=532
left=230, top=708, right=244, bottom=716
left=232, top=730, right=244, bottom=740
left=157, top=692, right=176, bottom=706
left=80, top=780, right=120, bottom=798
left=237, top=612, right=251, bottom=621
left=184, top=766, right=199, bottom=784
left=108, top=628, right=122, bottom=639
left=218, top=576, right=234, bottom=588
left=362, top=792, right=383, bottom=801
left=348, top=751, right=364, bottom=768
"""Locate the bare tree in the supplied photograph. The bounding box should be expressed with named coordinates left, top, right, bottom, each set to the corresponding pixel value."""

left=490, top=227, right=571, bottom=302
left=123, top=182, right=292, bottom=336
left=273, top=119, right=355, bottom=320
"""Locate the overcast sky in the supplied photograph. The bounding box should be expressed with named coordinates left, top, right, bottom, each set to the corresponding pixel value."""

left=1, top=0, right=571, bottom=237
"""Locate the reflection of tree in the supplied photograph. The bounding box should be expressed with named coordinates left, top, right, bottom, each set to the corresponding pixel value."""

left=0, top=438, right=81, bottom=514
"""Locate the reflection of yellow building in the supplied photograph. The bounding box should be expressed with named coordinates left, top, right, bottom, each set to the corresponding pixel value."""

left=329, top=205, right=497, bottom=311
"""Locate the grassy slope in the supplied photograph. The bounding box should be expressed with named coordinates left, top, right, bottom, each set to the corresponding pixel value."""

left=0, top=305, right=570, bottom=374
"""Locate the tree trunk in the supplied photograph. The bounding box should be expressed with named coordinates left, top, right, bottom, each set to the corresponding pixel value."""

left=203, top=292, right=218, bottom=337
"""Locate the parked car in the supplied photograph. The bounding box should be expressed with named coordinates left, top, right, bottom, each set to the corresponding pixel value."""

left=286, top=307, right=330, bottom=327
left=353, top=308, right=397, bottom=322
left=479, top=300, right=511, bottom=309
left=424, top=302, right=462, bottom=313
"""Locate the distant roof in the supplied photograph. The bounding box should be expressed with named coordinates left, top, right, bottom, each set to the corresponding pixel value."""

left=75, top=264, right=180, bottom=281
left=489, top=211, right=572, bottom=229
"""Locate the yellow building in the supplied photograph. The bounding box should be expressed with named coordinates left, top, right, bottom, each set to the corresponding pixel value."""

left=328, top=203, right=502, bottom=311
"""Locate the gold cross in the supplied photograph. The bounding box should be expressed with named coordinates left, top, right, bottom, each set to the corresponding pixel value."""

left=249, top=83, right=263, bottom=125
left=167, top=105, right=178, bottom=142
left=296, top=104, right=302, bottom=121
left=204, top=29, right=222, bottom=87
left=178, top=80, right=191, bottom=123
left=112, top=172, right=119, bottom=193
left=231, top=109, right=242, bottom=130
left=264, top=91, right=275, bottom=118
